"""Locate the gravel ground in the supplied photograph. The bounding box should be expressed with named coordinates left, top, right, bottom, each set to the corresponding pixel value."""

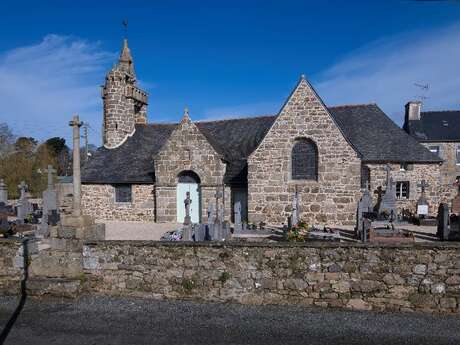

left=1, top=295, right=460, bottom=345
left=100, top=221, right=181, bottom=240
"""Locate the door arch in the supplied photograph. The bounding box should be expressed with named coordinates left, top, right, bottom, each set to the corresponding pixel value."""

left=176, top=171, right=201, bottom=223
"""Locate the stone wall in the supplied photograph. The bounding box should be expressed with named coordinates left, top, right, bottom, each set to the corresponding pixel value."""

left=82, top=241, right=460, bottom=313
left=420, top=142, right=460, bottom=185
left=81, top=184, right=155, bottom=222
left=366, top=163, right=451, bottom=215
left=248, top=78, right=362, bottom=226
left=0, top=240, right=24, bottom=295
left=154, top=114, right=227, bottom=223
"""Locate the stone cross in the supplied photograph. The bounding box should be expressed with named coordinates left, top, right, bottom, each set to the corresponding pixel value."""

left=44, top=165, right=57, bottom=189
left=417, top=179, right=430, bottom=216
left=69, top=115, right=83, bottom=217
left=0, top=179, right=7, bottom=204
left=379, top=165, right=397, bottom=219
left=17, top=181, right=31, bottom=222
left=234, top=201, right=242, bottom=233
left=184, top=191, right=192, bottom=225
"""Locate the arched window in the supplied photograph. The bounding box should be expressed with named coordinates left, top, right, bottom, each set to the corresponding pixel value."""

left=291, top=138, right=318, bottom=180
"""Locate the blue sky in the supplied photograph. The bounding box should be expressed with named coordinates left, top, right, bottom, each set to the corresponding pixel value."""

left=1, top=0, right=460, bottom=145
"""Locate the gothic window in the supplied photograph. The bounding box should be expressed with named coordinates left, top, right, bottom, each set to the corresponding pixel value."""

left=395, top=181, right=409, bottom=200
left=291, top=138, right=318, bottom=180
left=114, top=184, right=132, bottom=203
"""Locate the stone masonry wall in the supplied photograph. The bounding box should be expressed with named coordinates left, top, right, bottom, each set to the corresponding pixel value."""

left=421, top=142, right=460, bottom=186
left=102, top=67, right=137, bottom=148
left=0, top=240, right=24, bottom=295
left=154, top=115, right=227, bottom=223
left=248, top=78, right=362, bottom=226
left=82, top=241, right=460, bottom=314
left=366, top=163, right=454, bottom=215
left=81, top=184, right=155, bottom=222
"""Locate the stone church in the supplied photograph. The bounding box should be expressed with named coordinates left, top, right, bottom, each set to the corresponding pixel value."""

left=81, top=39, right=454, bottom=226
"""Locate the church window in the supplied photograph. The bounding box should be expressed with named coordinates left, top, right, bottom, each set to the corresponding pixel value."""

left=395, top=181, right=409, bottom=200
left=291, top=138, right=318, bottom=180
left=114, top=184, right=132, bottom=203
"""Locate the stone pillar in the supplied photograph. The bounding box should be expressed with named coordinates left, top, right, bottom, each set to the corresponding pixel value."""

left=69, top=115, right=83, bottom=217
left=0, top=179, right=7, bottom=204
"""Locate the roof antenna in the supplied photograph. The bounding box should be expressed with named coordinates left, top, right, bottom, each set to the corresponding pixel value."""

left=413, top=82, right=430, bottom=103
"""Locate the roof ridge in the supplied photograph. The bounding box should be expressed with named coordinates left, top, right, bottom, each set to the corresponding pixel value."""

left=421, top=110, right=460, bottom=114
left=329, top=103, right=377, bottom=109
left=195, top=114, right=277, bottom=124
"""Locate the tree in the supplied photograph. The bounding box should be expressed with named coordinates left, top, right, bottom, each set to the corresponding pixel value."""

left=45, top=137, right=70, bottom=176
left=0, top=122, right=15, bottom=158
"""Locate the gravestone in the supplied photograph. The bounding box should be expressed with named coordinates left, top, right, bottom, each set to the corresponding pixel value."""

left=194, top=224, right=206, bottom=241
left=356, top=185, right=374, bottom=235
left=0, top=179, right=7, bottom=204
left=234, top=201, right=242, bottom=233
left=182, top=224, right=193, bottom=241
left=379, top=165, right=397, bottom=219
left=452, top=180, right=460, bottom=214
left=184, top=191, right=192, bottom=225
left=437, top=203, right=449, bottom=241
left=38, top=165, right=59, bottom=237
left=17, top=181, right=32, bottom=222
left=416, top=179, right=429, bottom=217
left=207, top=203, right=215, bottom=225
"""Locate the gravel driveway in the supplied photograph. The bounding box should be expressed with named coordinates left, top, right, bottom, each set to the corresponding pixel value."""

left=1, top=295, right=460, bottom=345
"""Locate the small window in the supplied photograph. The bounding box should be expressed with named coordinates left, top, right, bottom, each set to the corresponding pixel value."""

left=457, top=146, right=460, bottom=165
left=291, top=138, right=318, bottom=180
left=400, top=163, right=408, bottom=171
left=429, top=145, right=440, bottom=157
left=361, top=165, right=370, bottom=189
left=396, top=181, right=410, bottom=200
left=115, top=184, right=132, bottom=203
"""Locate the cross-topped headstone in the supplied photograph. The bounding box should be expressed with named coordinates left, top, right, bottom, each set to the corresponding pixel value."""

left=18, top=181, right=28, bottom=198
left=69, top=115, right=83, bottom=217
left=378, top=165, right=397, bottom=219
left=44, top=165, right=57, bottom=189
left=416, top=179, right=430, bottom=216
left=17, top=181, right=31, bottom=222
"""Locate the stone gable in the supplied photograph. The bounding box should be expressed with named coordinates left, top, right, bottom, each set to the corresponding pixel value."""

left=247, top=77, right=362, bottom=226
left=153, top=112, right=227, bottom=222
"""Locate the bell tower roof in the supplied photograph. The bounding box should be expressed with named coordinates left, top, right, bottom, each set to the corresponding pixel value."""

left=118, top=38, right=136, bottom=77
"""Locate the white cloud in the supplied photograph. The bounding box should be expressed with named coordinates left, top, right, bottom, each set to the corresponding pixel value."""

left=314, top=23, right=460, bottom=125
left=0, top=34, right=115, bottom=145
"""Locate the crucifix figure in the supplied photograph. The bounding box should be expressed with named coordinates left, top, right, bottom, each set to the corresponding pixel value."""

left=184, top=191, right=192, bottom=225
left=69, top=115, right=83, bottom=217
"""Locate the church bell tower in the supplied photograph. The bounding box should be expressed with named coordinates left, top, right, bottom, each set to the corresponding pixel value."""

left=102, top=38, right=148, bottom=148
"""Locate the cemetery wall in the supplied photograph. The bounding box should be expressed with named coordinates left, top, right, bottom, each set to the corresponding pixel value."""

left=366, top=163, right=453, bottom=215
left=0, top=240, right=24, bottom=295
left=81, top=184, right=155, bottom=221
left=248, top=78, right=362, bottom=226
left=153, top=115, right=227, bottom=223
left=82, top=241, right=460, bottom=313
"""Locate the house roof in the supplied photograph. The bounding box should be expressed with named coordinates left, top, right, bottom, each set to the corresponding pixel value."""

left=405, top=110, right=460, bottom=142
left=82, top=104, right=440, bottom=184
left=329, top=104, right=441, bottom=163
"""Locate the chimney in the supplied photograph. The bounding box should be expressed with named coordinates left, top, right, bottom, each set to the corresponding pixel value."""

left=405, top=101, right=422, bottom=121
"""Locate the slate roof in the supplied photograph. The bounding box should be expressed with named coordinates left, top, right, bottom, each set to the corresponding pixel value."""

left=329, top=104, right=441, bottom=163
left=81, top=124, right=176, bottom=183
left=405, top=110, right=460, bottom=142
left=82, top=104, right=440, bottom=184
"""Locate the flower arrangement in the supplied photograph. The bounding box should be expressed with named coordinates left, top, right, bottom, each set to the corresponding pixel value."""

left=285, top=220, right=310, bottom=242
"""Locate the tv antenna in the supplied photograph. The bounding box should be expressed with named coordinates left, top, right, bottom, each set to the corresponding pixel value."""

left=413, top=82, right=430, bottom=102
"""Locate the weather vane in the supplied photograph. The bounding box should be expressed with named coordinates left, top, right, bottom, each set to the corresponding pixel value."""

left=122, top=19, right=128, bottom=38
